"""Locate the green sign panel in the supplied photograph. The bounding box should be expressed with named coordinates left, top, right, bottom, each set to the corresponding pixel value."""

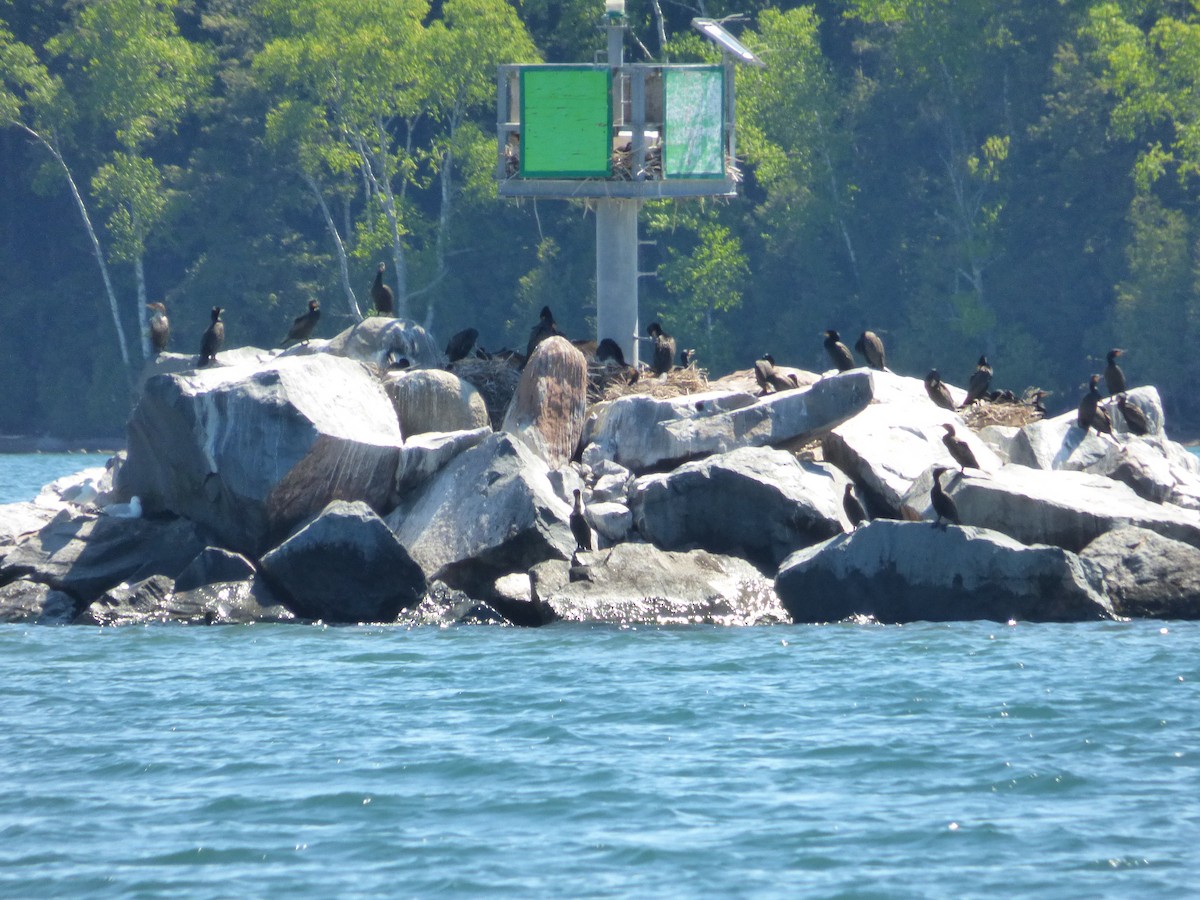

left=664, top=67, right=724, bottom=178
left=520, top=68, right=612, bottom=178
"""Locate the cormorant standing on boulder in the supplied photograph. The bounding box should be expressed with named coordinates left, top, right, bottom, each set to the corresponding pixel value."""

left=925, top=370, right=957, bottom=411
left=281, top=300, right=320, bottom=347
left=843, top=484, right=868, bottom=530
left=961, top=355, right=992, bottom=407
left=147, top=302, right=169, bottom=355
left=1078, top=374, right=1113, bottom=435
left=445, top=327, right=479, bottom=363
left=371, top=263, right=394, bottom=315
left=1105, top=349, right=1126, bottom=395
left=570, top=489, right=593, bottom=552
left=930, top=467, right=960, bottom=527
left=526, top=305, right=559, bottom=360
left=823, top=330, right=855, bottom=372
left=680, top=348, right=696, bottom=368
left=754, top=354, right=799, bottom=395
left=1117, top=393, right=1151, bottom=436
left=941, top=423, right=980, bottom=472
left=854, top=330, right=886, bottom=370
left=1028, top=389, right=1049, bottom=416
left=198, top=306, right=224, bottom=368
left=647, top=322, right=676, bottom=376
left=597, top=338, right=627, bottom=367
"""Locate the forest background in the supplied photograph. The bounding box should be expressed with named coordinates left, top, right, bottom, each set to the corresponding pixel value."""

left=1, top=0, right=1198, bottom=438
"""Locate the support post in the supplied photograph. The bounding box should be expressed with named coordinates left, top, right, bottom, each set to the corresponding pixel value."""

left=595, top=199, right=640, bottom=366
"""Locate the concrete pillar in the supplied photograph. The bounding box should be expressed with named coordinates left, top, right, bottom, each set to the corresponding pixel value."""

left=595, top=199, right=640, bottom=367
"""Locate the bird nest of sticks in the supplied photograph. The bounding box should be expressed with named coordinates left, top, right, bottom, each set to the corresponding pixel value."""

left=450, top=357, right=523, bottom=430
left=596, top=365, right=710, bottom=403
left=959, top=394, right=1045, bottom=430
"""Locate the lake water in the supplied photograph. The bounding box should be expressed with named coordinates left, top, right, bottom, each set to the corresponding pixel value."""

left=2, top=454, right=1200, bottom=897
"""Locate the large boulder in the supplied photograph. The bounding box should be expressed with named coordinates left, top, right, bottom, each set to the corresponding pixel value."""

left=261, top=500, right=426, bottom=623
left=1081, top=526, right=1200, bottom=619
left=776, top=520, right=1114, bottom=624
left=529, top=544, right=786, bottom=626
left=384, top=369, right=489, bottom=437
left=582, top=370, right=875, bottom=473
left=934, top=464, right=1200, bottom=552
left=77, top=573, right=293, bottom=626
left=1010, top=387, right=1163, bottom=469
left=386, top=433, right=575, bottom=594
left=502, top=336, right=588, bottom=469
left=119, top=354, right=403, bottom=554
left=0, top=511, right=209, bottom=605
left=630, top=446, right=849, bottom=567
left=321, top=316, right=441, bottom=369
left=0, top=578, right=78, bottom=624
left=0, top=502, right=59, bottom=562
left=394, top=427, right=492, bottom=496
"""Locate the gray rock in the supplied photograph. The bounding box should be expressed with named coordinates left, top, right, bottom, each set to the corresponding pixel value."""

left=261, top=500, right=426, bottom=623
left=0, top=502, right=58, bottom=559
left=776, top=520, right=1114, bottom=624
left=387, top=433, right=575, bottom=594
left=0, top=579, right=78, bottom=624
left=0, top=511, right=209, bottom=604
left=591, top=471, right=631, bottom=503
left=630, top=446, right=849, bottom=567
left=174, top=547, right=257, bottom=592
left=587, top=501, right=632, bottom=544
left=529, top=544, right=786, bottom=626
left=77, top=573, right=294, bottom=626
left=978, top=425, right=1020, bottom=464
left=547, top=465, right=586, bottom=506
left=119, top=354, right=403, bottom=554
left=1081, top=526, right=1200, bottom=619
left=172, top=578, right=296, bottom=625
left=384, top=369, right=489, bottom=436
left=502, top=336, right=588, bottom=469
left=396, top=583, right=508, bottom=627
left=395, top=427, right=491, bottom=496
left=321, top=316, right=442, bottom=369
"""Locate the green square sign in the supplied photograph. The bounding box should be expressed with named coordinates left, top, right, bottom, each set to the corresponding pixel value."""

left=520, top=68, right=612, bottom=178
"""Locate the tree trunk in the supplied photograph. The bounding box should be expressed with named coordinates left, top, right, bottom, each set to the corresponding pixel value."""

left=303, top=171, right=363, bottom=323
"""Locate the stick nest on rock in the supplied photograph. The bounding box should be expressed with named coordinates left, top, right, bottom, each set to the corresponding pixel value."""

left=960, top=393, right=1046, bottom=430
left=594, top=365, right=710, bottom=404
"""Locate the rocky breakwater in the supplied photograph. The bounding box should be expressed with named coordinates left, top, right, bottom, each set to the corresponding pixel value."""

left=4, top=338, right=1200, bottom=627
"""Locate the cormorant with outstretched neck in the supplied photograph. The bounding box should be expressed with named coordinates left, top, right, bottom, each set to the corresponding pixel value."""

left=930, top=467, right=960, bottom=527
left=925, top=370, right=957, bottom=411
left=1117, top=393, right=1151, bottom=436
left=961, top=355, right=992, bottom=407
left=370, top=262, right=394, bottom=315
left=823, top=330, right=854, bottom=372
left=754, top=354, right=799, bottom=395
left=647, top=322, right=676, bottom=376
left=1105, top=349, right=1126, bottom=395
left=854, top=330, right=886, bottom=370
left=147, top=302, right=169, bottom=355
left=445, top=327, right=478, bottom=363
left=941, top=423, right=980, bottom=472
left=843, top=484, right=868, bottom=530
left=281, top=300, right=320, bottom=347
left=526, top=305, right=559, bottom=360
left=198, top=306, right=224, bottom=368
left=570, top=489, right=593, bottom=552
left=1078, top=374, right=1113, bottom=435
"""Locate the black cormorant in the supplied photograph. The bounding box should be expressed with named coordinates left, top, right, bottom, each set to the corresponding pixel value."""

left=1105, top=349, right=1126, bottom=395
left=961, top=355, right=992, bottom=407
left=680, top=348, right=696, bottom=368
left=198, top=306, right=224, bottom=368
left=843, top=484, right=868, bottom=530
left=147, top=302, right=169, bottom=355
left=597, top=338, right=627, bottom=367
left=526, top=306, right=559, bottom=360
left=941, top=423, right=980, bottom=471
left=445, top=327, right=479, bottom=363
left=925, top=370, right=957, bottom=411
left=647, top=322, right=676, bottom=376
left=1116, top=393, right=1151, bottom=436
left=930, top=467, right=960, bottom=527
left=823, top=330, right=855, bottom=372
left=854, top=330, right=886, bottom=370
left=1078, top=374, right=1113, bottom=435
left=570, top=489, right=593, bottom=552
left=371, top=263, right=394, bottom=315
left=754, top=354, right=799, bottom=395
left=281, top=300, right=320, bottom=347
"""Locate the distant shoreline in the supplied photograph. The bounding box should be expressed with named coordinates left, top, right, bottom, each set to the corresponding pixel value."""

left=0, top=436, right=125, bottom=455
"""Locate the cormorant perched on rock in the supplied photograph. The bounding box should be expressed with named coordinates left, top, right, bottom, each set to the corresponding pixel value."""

left=823, top=330, right=855, bottom=372
left=647, top=322, right=676, bottom=376
left=941, top=423, right=980, bottom=472
left=680, top=348, right=696, bottom=368
left=526, top=305, right=559, bottom=360
left=281, top=299, right=320, bottom=347
left=596, top=338, right=627, bottom=367
left=445, top=327, right=479, bottom=363
left=1027, top=389, right=1049, bottom=416
left=925, top=370, right=957, bottom=411
left=1117, top=393, right=1151, bottom=436
left=843, top=484, right=868, bottom=530
left=754, top=354, right=799, bottom=395
left=1105, top=349, right=1126, bottom=395
left=147, top=302, right=169, bottom=355
left=854, top=330, right=886, bottom=370
left=198, top=306, right=224, bottom=367
left=961, top=355, right=992, bottom=407
left=371, top=263, right=394, bottom=315
left=930, top=467, right=960, bottom=527
left=570, top=489, right=593, bottom=552
left=1078, top=374, right=1113, bottom=435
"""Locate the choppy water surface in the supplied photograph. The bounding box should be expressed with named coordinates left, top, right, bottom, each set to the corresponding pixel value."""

left=2, top=456, right=1200, bottom=897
